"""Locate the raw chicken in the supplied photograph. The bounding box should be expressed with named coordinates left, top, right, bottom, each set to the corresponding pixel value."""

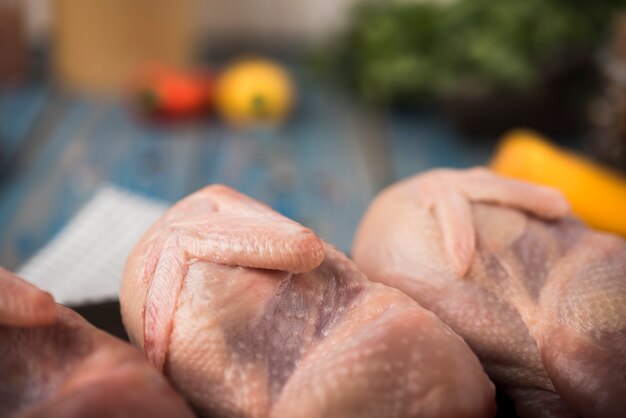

left=120, top=184, right=496, bottom=418
left=353, top=168, right=626, bottom=418
left=0, top=267, right=195, bottom=418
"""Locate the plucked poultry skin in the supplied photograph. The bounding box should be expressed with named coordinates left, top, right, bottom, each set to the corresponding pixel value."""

left=353, top=167, right=626, bottom=418
left=0, top=267, right=195, bottom=418
left=120, top=184, right=496, bottom=418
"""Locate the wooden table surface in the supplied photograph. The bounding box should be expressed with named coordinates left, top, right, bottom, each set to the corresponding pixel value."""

left=0, top=70, right=493, bottom=271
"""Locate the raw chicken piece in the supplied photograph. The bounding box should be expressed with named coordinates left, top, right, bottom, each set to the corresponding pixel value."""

left=120, top=184, right=496, bottom=418
left=0, top=267, right=56, bottom=327
left=0, top=267, right=195, bottom=418
left=353, top=168, right=626, bottom=418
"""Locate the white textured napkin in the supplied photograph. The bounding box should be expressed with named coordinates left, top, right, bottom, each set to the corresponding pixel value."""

left=18, top=186, right=168, bottom=305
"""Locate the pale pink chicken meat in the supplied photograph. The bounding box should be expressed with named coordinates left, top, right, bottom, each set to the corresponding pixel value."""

left=0, top=267, right=195, bottom=418
left=353, top=168, right=626, bottom=418
left=120, top=184, right=496, bottom=418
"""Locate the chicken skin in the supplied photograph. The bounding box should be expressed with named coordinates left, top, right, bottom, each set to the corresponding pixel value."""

left=120, top=184, right=496, bottom=418
left=0, top=267, right=195, bottom=418
left=353, top=168, right=626, bottom=418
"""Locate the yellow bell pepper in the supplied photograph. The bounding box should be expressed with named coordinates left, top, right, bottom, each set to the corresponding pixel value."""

left=491, top=129, right=626, bottom=237
left=215, top=58, right=294, bottom=127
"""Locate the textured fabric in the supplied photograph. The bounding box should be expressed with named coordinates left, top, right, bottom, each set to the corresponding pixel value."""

left=18, top=186, right=167, bottom=305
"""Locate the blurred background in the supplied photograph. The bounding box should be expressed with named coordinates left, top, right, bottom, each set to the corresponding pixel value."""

left=2, top=0, right=626, bottom=274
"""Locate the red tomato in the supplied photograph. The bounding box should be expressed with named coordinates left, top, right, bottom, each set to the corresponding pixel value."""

left=132, top=65, right=215, bottom=119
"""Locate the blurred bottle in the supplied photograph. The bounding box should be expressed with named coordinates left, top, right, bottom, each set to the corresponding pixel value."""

left=0, top=0, right=29, bottom=85
left=52, top=0, right=194, bottom=95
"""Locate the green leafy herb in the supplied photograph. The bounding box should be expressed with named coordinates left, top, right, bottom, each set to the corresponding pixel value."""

left=317, top=0, right=626, bottom=105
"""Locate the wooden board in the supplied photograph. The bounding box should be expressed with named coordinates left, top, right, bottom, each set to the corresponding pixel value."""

left=0, top=75, right=493, bottom=270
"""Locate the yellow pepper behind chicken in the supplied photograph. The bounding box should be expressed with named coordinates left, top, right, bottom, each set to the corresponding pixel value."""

left=491, top=129, right=626, bottom=237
